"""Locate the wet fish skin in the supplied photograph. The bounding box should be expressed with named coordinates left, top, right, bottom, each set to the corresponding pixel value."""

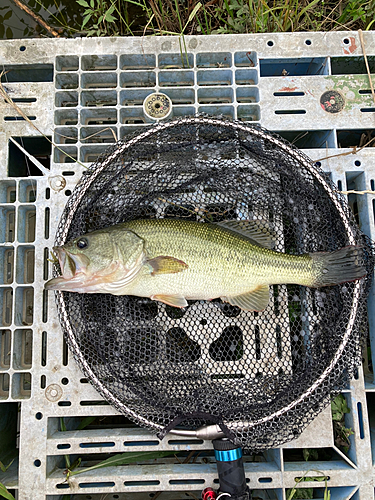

left=45, top=218, right=366, bottom=311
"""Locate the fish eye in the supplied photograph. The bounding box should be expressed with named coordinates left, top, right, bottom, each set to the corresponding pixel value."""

left=76, top=238, right=88, bottom=249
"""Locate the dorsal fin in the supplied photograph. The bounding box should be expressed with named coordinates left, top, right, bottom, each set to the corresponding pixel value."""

left=216, top=220, right=275, bottom=249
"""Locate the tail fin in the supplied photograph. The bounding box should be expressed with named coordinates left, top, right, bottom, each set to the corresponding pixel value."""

left=310, top=245, right=366, bottom=288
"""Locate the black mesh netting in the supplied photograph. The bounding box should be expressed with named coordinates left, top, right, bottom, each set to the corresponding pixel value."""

left=53, top=116, right=374, bottom=450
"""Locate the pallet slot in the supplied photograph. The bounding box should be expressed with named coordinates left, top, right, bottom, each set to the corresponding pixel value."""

left=260, top=57, right=328, bottom=76
left=8, top=137, right=51, bottom=176
left=121, top=53, right=156, bottom=70
left=0, top=180, right=16, bottom=203
left=81, top=55, right=117, bottom=71
left=1, top=64, right=53, bottom=82
left=159, top=52, right=194, bottom=69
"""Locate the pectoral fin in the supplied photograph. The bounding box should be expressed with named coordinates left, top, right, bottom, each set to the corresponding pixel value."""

left=222, top=285, right=270, bottom=312
left=147, top=256, right=188, bottom=276
left=151, top=294, right=188, bottom=308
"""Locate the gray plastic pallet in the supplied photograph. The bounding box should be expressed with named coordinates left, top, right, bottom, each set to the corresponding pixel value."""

left=0, top=31, right=375, bottom=499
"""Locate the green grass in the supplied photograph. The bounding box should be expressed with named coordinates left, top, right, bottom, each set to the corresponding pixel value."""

left=286, top=469, right=331, bottom=500
left=74, top=0, right=375, bottom=37
left=3, top=0, right=375, bottom=39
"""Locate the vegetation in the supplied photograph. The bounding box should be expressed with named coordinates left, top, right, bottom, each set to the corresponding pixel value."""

left=2, top=0, right=375, bottom=39
left=331, top=393, right=354, bottom=453
left=0, top=461, right=15, bottom=500
left=0, top=483, right=15, bottom=500
left=286, top=469, right=330, bottom=500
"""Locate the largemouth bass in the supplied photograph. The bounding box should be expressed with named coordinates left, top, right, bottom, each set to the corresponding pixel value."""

left=45, top=218, right=366, bottom=312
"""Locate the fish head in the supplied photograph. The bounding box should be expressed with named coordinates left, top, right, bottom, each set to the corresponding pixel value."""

left=45, top=227, right=145, bottom=292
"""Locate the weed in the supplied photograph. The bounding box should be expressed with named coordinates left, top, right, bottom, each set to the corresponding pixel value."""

left=0, top=482, right=15, bottom=500
left=77, top=0, right=137, bottom=36
left=64, top=450, right=176, bottom=480
left=75, top=0, right=375, bottom=36
left=59, top=417, right=177, bottom=482
left=331, top=393, right=354, bottom=453
left=338, top=0, right=375, bottom=30
left=0, top=460, right=15, bottom=473
left=3, top=0, right=375, bottom=38
left=286, top=469, right=330, bottom=500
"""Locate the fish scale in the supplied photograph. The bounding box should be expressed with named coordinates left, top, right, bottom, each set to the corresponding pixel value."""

left=124, top=219, right=308, bottom=294
left=45, top=218, right=366, bottom=312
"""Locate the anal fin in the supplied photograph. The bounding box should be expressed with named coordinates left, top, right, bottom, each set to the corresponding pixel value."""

left=222, top=285, right=270, bottom=312
left=151, top=294, right=188, bottom=308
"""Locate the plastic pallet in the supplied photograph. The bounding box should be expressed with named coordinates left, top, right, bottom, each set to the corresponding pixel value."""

left=0, top=31, right=375, bottom=500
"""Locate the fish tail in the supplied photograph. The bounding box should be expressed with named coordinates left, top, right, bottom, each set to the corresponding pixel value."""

left=309, top=245, right=366, bottom=288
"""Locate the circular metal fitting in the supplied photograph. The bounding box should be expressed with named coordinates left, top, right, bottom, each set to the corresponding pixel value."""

left=320, top=90, right=345, bottom=113
left=45, top=384, right=63, bottom=402
left=49, top=175, right=66, bottom=192
left=143, top=92, right=172, bottom=121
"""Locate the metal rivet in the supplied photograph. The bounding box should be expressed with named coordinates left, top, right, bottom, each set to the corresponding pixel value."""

left=49, top=175, right=66, bottom=192
left=45, top=383, right=63, bottom=402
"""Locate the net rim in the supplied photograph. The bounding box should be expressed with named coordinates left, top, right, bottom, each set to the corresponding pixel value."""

left=53, top=116, right=361, bottom=435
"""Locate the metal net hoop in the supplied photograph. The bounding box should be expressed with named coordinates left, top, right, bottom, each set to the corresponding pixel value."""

left=52, top=116, right=371, bottom=449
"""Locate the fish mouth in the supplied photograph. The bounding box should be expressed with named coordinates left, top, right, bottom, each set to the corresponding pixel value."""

left=45, top=243, right=145, bottom=293
left=45, top=247, right=90, bottom=291
left=54, top=247, right=75, bottom=279
left=44, top=275, right=80, bottom=291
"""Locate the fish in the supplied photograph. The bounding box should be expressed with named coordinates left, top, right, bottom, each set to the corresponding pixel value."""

left=45, top=218, right=366, bottom=312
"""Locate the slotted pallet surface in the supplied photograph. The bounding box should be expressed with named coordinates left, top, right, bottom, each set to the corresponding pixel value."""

left=0, top=31, right=375, bottom=499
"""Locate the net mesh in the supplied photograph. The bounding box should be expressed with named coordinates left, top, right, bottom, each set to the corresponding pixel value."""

left=54, top=117, right=373, bottom=450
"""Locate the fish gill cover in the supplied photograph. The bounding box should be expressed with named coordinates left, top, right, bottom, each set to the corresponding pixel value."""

left=52, top=116, right=374, bottom=450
